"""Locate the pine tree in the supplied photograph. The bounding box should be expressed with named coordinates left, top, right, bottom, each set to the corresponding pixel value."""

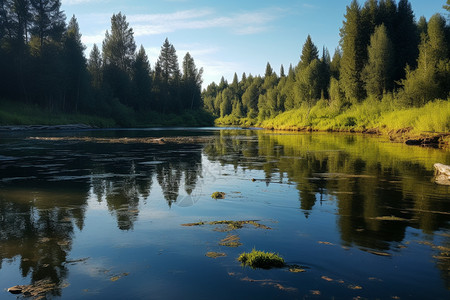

left=299, top=35, right=319, bottom=69
left=88, top=44, right=102, bottom=89
left=400, top=13, right=449, bottom=106
left=155, top=38, right=181, bottom=112
left=330, top=48, right=342, bottom=79
left=280, top=65, right=285, bottom=77
left=132, top=45, right=152, bottom=110
left=339, top=0, right=366, bottom=102
left=181, top=52, right=203, bottom=110
left=62, top=15, right=87, bottom=112
left=30, top=0, right=65, bottom=46
left=102, top=12, right=136, bottom=74
left=394, top=0, right=419, bottom=80
left=362, top=24, right=394, bottom=98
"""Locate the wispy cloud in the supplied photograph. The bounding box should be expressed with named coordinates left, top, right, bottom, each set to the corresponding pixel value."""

left=64, top=0, right=109, bottom=4
left=129, top=8, right=281, bottom=37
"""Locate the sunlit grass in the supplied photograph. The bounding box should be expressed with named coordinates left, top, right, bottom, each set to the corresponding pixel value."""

left=238, top=249, right=285, bottom=269
left=259, top=98, right=449, bottom=133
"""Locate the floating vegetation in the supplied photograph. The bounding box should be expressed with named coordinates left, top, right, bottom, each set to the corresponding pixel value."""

left=365, top=250, right=392, bottom=257
left=318, top=241, right=335, bottom=245
left=181, top=220, right=271, bottom=231
left=219, top=234, right=242, bottom=247
left=240, top=277, right=297, bottom=292
left=348, top=284, right=363, bottom=290
left=238, top=249, right=285, bottom=269
left=288, top=265, right=306, bottom=273
left=110, top=273, right=129, bottom=282
left=28, top=136, right=213, bottom=144
left=373, top=216, right=409, bottom=221
left=206, top=252, right=227, bottom=258
left=7, top=279, right=68, bottom=299
left=211, top=191, right=226, bottom=199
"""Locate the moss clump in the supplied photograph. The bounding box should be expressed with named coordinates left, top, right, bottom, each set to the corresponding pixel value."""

left=219, top=234, right=242, bottom=247
left=211, top=192, right=225, bottom=199
left=238, top=249, right=285, bottom=269
left=206, top=252, right=226, bottom=258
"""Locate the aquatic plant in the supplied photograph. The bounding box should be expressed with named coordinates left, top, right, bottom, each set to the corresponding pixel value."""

left=211, top=191, right=225, bottom=199
left=238, top=249, right=285, bottom=269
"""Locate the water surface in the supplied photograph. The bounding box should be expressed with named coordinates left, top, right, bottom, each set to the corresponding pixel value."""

left=0, top=128, right=449, bottom=299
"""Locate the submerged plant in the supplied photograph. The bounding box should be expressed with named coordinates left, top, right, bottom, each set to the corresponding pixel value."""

left=238, top=249, right=285, bottom=269
left=211, top=191, right=226, bottom=199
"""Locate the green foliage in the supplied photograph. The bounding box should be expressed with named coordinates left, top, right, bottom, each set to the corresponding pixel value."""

left=362, top=24, right=394, bottom=98
left=340, top=0, right=366, bottom=102
left=0, top=4, right=210, bottom=127
left=238, top=249, right=285, bottom=269
left=102, top=12, right=136, bottom=73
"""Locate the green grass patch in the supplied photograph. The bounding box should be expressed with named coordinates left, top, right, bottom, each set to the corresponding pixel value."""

left=218, top=97, right=449, bottom=135
left=238, top=249, right=285, bottom=269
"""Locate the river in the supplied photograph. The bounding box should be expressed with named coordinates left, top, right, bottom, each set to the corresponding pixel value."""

left=0, top=128, right=449, bottom=299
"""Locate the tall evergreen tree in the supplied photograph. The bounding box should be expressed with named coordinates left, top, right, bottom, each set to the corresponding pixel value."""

left=280, top=64, right=285, bottom=77
left=400, top=13, right=449, bottom=105
left=102, top=12, right=136, bottom=74
left=394, top=0, right=419, bottom=80
left=30, top=0, right=65, bottom=46
left=340, top=0, right=366, bottom=102
left=62, top=15, right=87, bottom=112
left=299, top=35, right=319, bottom=69
left=88, top=44, right=102, bottom=89
left=181, top=52, right=203, bottom=110
left=132, top=45, right=152, bottom=110
left=362, top=24, right=394, bottom=98
left=330, top=47, right=342, bottom=79
left=155, top=38, right=181, bottom=112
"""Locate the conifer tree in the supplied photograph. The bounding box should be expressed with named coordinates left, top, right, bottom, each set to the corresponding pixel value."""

left=62, top=15, right=87, bottom=112
left=400, top=13, right=449, bottom=105
left=362, top=24, right=394, bottom=98
left=340, top=0, right=366, bottom=102
left=299, top=35, right=319, bottom=69
left=330, top=48, right=342, bottom=79
left=280, top=65, right=285, bottom=77
left=181, top=52, right=203, bottom=110
left=394, top=0, right=419, bottom=80
left=88, top=44, right=102, bottom=89
left=102, top=12, right=136, bottom=74
left=132, top=45, right=152, bottom=110
left=30, top=0, right=65, bottom=46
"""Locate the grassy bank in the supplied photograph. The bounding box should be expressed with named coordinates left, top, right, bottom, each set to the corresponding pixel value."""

left=215, top=99, right=450, bottom=144
left=0, top=99, right=214, bottom=128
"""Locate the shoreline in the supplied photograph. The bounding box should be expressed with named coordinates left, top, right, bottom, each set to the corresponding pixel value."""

left=258, top=125, right=450, bottom=149
left=1, top=123, right=448, bottom=149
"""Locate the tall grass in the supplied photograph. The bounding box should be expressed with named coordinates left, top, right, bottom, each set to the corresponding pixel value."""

left=260, top=98, right=449, bottom=133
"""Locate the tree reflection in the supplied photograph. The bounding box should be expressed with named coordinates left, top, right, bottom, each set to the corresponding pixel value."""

left=0, top=182, right=88, bottom=297
left=204, top=130, right=450, bottom=287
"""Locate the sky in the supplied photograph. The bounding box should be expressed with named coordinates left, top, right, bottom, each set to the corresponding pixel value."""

left=61, top=0, right=448, bottom=87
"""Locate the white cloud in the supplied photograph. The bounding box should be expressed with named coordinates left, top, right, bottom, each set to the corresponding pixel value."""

left=81, top=31, right=106, bottom=45
left=64, top=0, right=108, bottom=4
left=128, top=8, right=280, bottom=37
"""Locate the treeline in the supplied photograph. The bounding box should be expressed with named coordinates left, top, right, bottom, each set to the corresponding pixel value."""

left=0, top=1, right=205, bottom=125
left=203, top=0, right=450, bottom=126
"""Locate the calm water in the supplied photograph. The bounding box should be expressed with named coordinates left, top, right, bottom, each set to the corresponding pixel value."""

left=0, top=128, right=449, bottom=299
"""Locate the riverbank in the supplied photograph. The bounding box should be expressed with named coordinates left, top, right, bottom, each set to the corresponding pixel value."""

left=215, top=99, right=450, bottom=148
left=0, top=99, right=214, bottom=128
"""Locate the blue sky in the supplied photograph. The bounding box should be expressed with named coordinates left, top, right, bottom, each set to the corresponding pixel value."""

left=61, top=0, right=448, bottom=87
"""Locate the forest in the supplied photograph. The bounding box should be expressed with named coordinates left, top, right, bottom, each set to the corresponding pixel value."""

left=204, top=0, right=450, bottom=133
left=0, top=1, right=210, bottom=126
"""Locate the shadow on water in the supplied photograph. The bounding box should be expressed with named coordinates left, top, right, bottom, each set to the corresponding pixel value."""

left=0, top=129, right=449, bottom=298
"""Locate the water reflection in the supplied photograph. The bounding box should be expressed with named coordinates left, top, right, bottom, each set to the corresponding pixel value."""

left=0, top=129, right=449, bottom=297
